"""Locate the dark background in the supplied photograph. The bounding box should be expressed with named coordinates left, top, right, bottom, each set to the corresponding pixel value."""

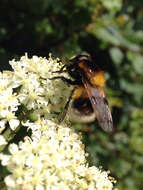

left=0, top=0, right=143, bottom=189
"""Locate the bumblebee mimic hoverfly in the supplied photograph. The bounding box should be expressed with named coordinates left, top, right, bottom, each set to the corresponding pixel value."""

left=50, top=54, right=113, bottom=132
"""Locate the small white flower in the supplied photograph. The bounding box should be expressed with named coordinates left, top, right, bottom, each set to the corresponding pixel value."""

left=9, top=119, right=20, bottom=130
left=0, top=154, right=10, bottom=165
left=5, top=175, right=16, bottom=188
left=0, top=135, right=7, bottom=146
left=9, top=144, right=19, bottom=154
left=35, top=184, right=44, bottom=190
left=0, top=120, right=6, bottom=133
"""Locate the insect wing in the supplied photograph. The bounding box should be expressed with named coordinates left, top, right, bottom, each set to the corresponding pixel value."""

left=82, top=78, right=113, bottom=132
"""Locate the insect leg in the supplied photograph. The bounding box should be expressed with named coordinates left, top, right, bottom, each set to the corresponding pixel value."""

left=59, top=88, right=75, bottom=123
left=52, top=65, right=67, bottom=73
left=48, top=76, right=77, bottom=85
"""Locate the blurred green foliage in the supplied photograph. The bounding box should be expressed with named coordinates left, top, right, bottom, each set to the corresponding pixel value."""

left=0, top=0, right=143, bottom=189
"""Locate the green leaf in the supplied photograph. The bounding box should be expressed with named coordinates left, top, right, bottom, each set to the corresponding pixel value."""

left=127, top=51, right=143, bottom=74
left=109, top=47, right=123, bottom=64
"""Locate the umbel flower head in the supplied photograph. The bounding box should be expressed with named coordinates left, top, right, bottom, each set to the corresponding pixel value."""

left=0, top=54, right=116, bottom=190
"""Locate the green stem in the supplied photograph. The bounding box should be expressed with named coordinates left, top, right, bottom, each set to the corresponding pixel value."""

left=0, top=181, right=7, bottom=190
left=0, top=125, right=21, bottom=152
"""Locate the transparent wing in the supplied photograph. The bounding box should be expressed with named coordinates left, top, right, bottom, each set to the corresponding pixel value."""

left=82, top=78, right=113, bottom=132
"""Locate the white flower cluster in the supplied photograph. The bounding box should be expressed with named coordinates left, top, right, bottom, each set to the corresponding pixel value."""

left=0, top=54, right=116, bottom=190
left=0, top=119, right=114, bottom=190
left=0, top=54, right=71, bottom=145
left=0, top=71, right=20, bottom=133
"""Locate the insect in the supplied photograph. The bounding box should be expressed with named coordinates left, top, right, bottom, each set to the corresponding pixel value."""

left=50, top=54, right=113, bottom=132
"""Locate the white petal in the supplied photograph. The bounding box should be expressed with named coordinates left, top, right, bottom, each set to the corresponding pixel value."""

left=9, top=119, right=20, bottom=130
left=0, top=135, right=7, bottom=146
left=9, top=143, right=19, bottom=154
left=5, top=175, right=16, bottom=188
